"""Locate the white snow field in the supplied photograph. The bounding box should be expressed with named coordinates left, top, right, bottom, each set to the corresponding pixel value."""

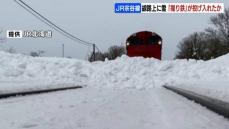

left=0, top=51, right=229, bottom=128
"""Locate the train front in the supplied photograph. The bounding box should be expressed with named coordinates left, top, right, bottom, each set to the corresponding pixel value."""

left=126, top=31, right=162, bottom=60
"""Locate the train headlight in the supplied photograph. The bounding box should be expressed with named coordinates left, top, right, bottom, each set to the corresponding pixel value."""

left=158, top=41, right=162, bottom=45
left=126, top=42, right=130, bottom=46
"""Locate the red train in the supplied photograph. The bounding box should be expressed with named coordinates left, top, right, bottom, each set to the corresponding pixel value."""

left=126, top=31, right=162, bottom=60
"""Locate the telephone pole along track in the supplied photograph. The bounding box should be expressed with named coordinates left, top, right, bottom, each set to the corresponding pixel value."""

left=0, top=86, right=82, bottom=99
left=163, top=85, right=229, bottom=119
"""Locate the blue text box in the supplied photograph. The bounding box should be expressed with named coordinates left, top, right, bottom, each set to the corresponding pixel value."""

left=114, top=3, right=141, bottom=13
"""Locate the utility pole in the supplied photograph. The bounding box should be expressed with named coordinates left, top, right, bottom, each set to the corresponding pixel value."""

left=93, top=44, right=95, bottom=61
left=62, top=44, right=64, bottom=57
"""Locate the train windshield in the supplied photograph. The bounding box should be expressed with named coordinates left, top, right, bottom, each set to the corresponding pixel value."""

left=129, top=37, right=142, bottom=45
left=128, top=35, right=161, bottom=45
left=148, top=36, right=161, bottom=44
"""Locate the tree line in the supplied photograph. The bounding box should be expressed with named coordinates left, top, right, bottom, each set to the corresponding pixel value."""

left=175, top=8, right=229, bottom=60
left=88, top=45, right=126, bottom=62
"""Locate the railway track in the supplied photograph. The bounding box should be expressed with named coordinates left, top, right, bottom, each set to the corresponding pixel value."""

left=0, top=86, right=228, bottom=128
left=1, top=84, right=228, bottom=120
left=163, top=85, right=229, bottom=119
left=0, top=86, right=82, bottom=99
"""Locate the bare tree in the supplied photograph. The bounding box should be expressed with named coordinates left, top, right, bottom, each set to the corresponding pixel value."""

left=88, top=52, right=105, bottom=62
left=88, top=45, right=126, bottom=62
left=207, top=8, right=229, bottom=49
left=108, top=46, right=126, bottom=60
left=175, top=32, right=207, bottom=60
left=30, top=52, right=39, bottom=57
left=37, top=50, right=45, bottom=56
left=176, top=8, right=229, bottom=60
left=30, top=50, right=46, bottom=57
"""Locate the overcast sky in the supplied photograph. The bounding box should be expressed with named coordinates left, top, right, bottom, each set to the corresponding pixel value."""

left=0, top=0, right=228, bottom=60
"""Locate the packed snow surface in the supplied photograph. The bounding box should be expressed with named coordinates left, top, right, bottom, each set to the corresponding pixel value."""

left=1, top=87, right=229, bottom=129
left=0, top=51, right=229, bottom=129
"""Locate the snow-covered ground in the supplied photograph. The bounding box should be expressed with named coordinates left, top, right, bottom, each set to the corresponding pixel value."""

left=0, top=87, right=229, bottom=129
left=0, top=51, right=229, bottom=128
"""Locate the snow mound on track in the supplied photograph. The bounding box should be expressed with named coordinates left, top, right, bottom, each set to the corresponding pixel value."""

left=89, top=55, right=229, bottom=89
left=0, top=51, right=229, bottom=90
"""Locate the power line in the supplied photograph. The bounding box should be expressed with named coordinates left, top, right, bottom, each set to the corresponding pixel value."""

left=14, top=0, right=102, bottom=61
left=14, top=1, right=58, bottom=36
left=14, top=0, right=96, bottom=47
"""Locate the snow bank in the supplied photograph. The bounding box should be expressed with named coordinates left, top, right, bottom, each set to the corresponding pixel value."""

left=0, top=51, right=91, bottom=93
left=0, top=51, right=229, bottom=101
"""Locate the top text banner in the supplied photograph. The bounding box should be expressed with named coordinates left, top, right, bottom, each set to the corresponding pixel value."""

left=114, top=3, right=224, bottom=13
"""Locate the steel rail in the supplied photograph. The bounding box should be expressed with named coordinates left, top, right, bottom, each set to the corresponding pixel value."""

left=163, top=85, right=229, bottom=119
left=0, top=86, right=82, bottom=99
